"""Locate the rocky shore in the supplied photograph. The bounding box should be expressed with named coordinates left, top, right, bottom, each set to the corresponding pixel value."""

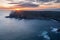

left=6, top=11, right=60, bottom=21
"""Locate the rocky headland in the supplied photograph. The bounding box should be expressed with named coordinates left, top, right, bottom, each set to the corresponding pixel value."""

left=6, top=11, right=60, bottom=21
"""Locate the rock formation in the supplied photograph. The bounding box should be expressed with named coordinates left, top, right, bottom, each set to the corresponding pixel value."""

left=6, top=11, right=60, bottom=21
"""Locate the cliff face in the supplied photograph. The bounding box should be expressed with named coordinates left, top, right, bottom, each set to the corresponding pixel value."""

left=6, top=11, right=60, bottom=21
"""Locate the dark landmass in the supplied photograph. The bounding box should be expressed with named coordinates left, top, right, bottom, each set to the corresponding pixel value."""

left=5, top=11, right=60, bottom=40
left=6, top=11, right=60, bottom=21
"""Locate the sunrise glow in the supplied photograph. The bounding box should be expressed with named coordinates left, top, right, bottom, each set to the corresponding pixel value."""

left=0, top=0, right=60, bottom=11
left=15, top=8, right=21, bottom=10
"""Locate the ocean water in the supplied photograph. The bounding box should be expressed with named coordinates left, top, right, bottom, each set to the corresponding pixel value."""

left=0, top=10, right=60, bottom=40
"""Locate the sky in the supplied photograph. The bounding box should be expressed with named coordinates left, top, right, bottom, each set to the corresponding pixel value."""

left=0, top=0, right=60, bottom=10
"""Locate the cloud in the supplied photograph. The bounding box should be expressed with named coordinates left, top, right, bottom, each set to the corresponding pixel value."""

left=19, top=2, right=39, bottom=7
left=8, top=1, right=39, bottom=7
left=55, top=0, right=60, bottom=3
left=7, top=0, right=60, bottom=8
left=39, top=0, right=53, bottom=2
left=39, top=0, right=60, bottom=3
left=38, top=0, right=60, bottom=5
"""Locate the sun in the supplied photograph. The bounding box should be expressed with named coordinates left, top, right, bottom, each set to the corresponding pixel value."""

left=14, top=8, right=23, bottom=12
left=15, top=8, right=20, bottom=10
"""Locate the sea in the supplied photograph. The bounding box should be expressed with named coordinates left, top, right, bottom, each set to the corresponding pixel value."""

left=0, top=10, right=60, bottom=40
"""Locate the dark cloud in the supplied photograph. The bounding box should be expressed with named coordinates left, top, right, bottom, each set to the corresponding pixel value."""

left=7, top=0, right=60, bottom=7
left=8, top=1, right=39, bottom=7
left=39, top=0, right=50, bottom=2
left=19, top=2, right=39, bottom=7
left=39, top=0, right=54, bottom=2
left=55, top=0, right=60, bottom=3
left=39, top=0, right=60, bottom=3
left=7, top=0, right=60, bottom=3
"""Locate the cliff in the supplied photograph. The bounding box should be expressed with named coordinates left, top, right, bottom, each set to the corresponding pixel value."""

left=6, top=11, right=60, bottom=21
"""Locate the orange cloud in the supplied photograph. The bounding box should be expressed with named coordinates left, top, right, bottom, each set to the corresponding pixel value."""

left=0, top=4, right=60, bottom=11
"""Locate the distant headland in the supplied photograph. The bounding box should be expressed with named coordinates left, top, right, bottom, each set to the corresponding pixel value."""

left=6, top=11, right=60, bottom=21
